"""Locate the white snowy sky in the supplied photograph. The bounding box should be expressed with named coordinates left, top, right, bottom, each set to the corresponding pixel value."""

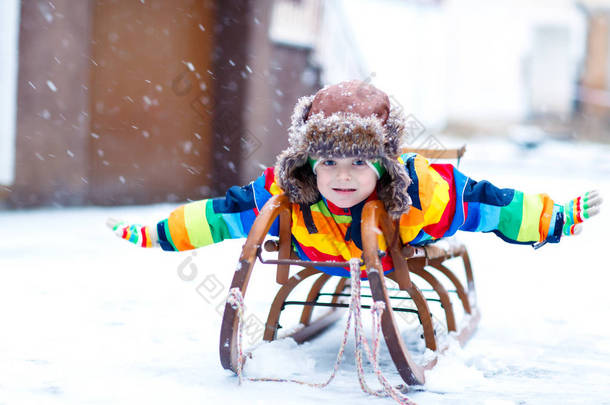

left=325, top=0, right=585, bottom=127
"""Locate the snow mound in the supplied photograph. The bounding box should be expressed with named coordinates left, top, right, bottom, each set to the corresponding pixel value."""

left=424, top=340, right=486, bottom=393
left=244, top=338, right=316, bottom=379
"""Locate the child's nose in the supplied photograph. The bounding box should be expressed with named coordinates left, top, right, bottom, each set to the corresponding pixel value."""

left=337, top=167, right=352, bottom=180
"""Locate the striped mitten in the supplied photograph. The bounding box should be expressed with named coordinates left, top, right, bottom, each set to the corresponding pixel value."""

left=560, top=190, right=602, bottom=236
left=106, top=218, right=159, bottom=248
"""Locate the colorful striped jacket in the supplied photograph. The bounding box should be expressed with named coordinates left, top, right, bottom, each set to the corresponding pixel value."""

left=155, top=153, right=563, bottom=277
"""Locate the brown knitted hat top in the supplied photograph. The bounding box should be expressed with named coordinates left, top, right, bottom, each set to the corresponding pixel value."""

left=307, top=80, right=390, bottom=124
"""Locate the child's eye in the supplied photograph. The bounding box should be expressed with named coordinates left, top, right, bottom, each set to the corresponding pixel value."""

left=322, top=160, right=336, bottom=166
left=353, top=160, right=366, bottom=166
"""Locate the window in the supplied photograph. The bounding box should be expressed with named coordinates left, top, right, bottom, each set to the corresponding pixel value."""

left=0, top=0, right=20, bottom=186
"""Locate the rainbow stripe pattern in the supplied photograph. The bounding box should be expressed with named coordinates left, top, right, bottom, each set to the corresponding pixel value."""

left=113, top=222, right=155, bottom=248
left=155, top=154, right=564, bottom=278
left=155, top=167, right=279, bottom=252
left=561, top=191, right=596, bottom=235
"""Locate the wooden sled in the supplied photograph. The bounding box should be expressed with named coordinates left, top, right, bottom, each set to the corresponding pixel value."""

left=219, top=146, right=479, bottom=386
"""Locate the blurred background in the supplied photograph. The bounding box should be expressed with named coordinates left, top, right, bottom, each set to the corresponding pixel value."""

left=2, top=3, right=610, bottom=403
left=1, top=0, right=609, bottom=209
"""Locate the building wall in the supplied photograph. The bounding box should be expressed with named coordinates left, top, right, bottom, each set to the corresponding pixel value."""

left=88, top=0, right=217, bottom=205
left=207, top=0, right=252, bottom=193
left=9, top=0, right=224, bottom=207
left=6, top=0, right=319, bottom=207
left=12, top=0, right=93, bottom=206
left=580, top=13, right=610, bottom=115
left=241, top=0, right=322, bottom=185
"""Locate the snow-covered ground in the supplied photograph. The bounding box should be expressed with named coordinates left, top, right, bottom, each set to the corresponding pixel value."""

left=1, top=137, right=610, bottom=405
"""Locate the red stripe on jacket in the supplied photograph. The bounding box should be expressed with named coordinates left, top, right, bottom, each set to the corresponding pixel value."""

left=141, top=227, right=147, bottom=247
left=423, top=163, right=456, bottom=238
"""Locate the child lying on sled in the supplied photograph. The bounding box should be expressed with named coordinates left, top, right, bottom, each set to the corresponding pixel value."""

left=108, top=80, right=602, bottom=276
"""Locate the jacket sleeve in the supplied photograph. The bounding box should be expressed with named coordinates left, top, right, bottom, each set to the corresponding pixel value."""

left=156, top=167, right=280, bottom=251
left=401, top=154, right=564, bottom=246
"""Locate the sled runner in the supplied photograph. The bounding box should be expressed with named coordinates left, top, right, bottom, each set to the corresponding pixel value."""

left=219, top=147, right=479, bottom=386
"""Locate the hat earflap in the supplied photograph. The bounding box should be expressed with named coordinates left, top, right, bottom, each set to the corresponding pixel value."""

left=377, top=156, right=412, bottom=219
left=274, top=148, right=320, bottom=205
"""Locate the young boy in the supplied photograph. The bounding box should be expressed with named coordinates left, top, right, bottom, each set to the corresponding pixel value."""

left=108, top=81, right=602, bottom=277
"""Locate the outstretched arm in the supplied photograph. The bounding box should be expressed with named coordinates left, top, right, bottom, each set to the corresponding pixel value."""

left=401, top=153, right=602, bottom=247
left=456, top=181, right=602, bottom=247
left=106, top=167, right=281, bottom=251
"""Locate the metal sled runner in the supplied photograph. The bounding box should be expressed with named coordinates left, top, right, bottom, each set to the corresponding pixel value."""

left=219, top=149, right=480, bottom=386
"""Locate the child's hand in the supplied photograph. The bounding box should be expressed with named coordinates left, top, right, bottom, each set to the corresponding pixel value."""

left=561, top=190, right=603, bottom=236
left=106, top=217, right=159, bottom=247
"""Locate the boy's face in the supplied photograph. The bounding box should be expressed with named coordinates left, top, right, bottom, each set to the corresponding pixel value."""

left=315, top=157, right=378, bottom=209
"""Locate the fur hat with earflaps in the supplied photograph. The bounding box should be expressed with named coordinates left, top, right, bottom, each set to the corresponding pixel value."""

left=274, top=80, right=412, bottom=219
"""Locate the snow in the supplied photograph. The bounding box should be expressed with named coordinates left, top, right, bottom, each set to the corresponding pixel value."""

left=183, top=61, right=195, bottom=72
left=1, top=138, right=610, bottom=404
left=46, top=80, right=57, bottom=92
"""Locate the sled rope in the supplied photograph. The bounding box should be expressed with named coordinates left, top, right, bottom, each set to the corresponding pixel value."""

left=226, top=258, right=418, bottom=405
left=227, top=286, right=352, bottom=389
left=349, top=260, right=418, bottom=405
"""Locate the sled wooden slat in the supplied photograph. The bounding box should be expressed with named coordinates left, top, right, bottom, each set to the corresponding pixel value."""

left=407, top=266, right=457, bottom=332
left=219, top=194, right=292, bottom=371
left=299, top=273, right=332, bottom=326
left=219, top=193, right=480, bottom=386
left=276, top=199, right=292, bottom=284
left=401, top=145, right=466, bottom=160
left=291, top=306, right=346, bottom=344
left=263, top=267, right=321, bottom=341
left=427, top=262, right=473, bottom=314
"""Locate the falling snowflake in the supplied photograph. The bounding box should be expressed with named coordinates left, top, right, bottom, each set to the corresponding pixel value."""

left=46, top=80, right=57, bottom=92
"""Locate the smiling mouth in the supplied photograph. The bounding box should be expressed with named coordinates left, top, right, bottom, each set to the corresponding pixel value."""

left=332, top=187, right=356, bottom=193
